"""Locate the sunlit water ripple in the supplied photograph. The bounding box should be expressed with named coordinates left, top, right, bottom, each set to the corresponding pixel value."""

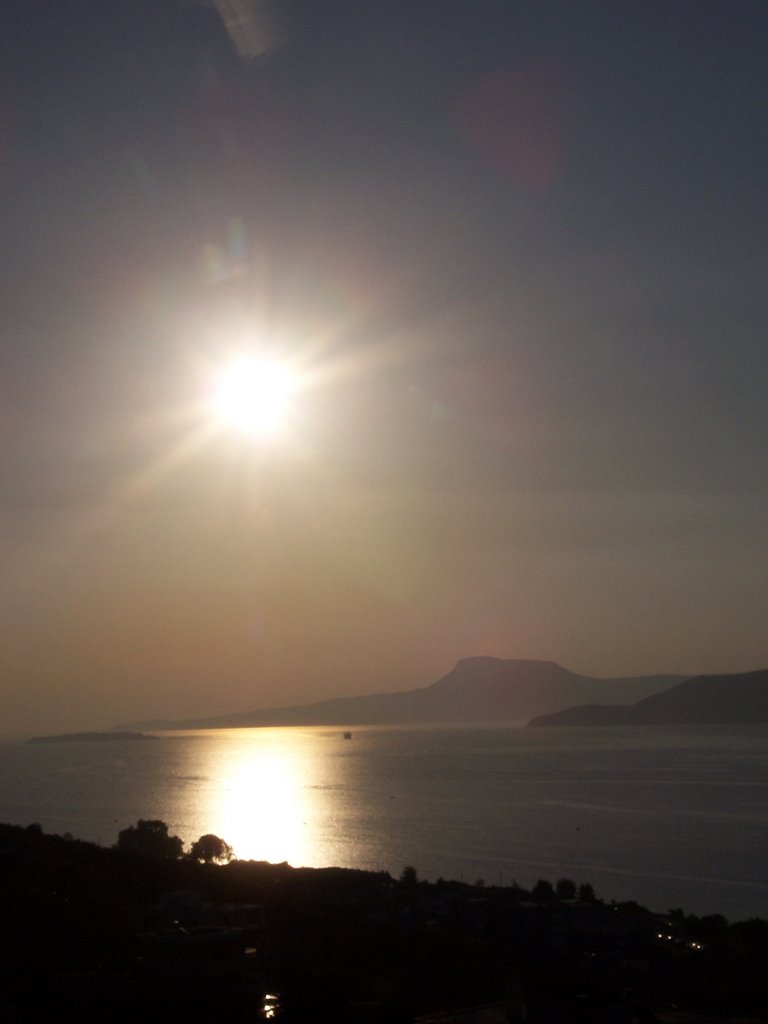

left=1, top=724, right=767, bottom=921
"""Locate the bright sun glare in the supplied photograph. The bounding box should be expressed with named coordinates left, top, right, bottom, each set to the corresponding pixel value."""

left=212, top=355, right=299, bottom=438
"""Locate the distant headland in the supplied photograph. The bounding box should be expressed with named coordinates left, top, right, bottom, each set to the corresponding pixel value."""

left=527, top=668, right=768, bottom=726
left=27, top=731, right=155, bottom=744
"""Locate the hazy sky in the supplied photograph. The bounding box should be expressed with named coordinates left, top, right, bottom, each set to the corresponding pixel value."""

left=2, top=1, right=767, bottom=735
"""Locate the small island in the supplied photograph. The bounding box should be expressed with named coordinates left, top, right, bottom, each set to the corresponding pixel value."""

left=27, top=731, right=155, bottom=744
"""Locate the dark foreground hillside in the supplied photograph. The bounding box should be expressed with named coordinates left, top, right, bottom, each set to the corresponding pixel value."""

left=1, top=822, right=766, bottom=1023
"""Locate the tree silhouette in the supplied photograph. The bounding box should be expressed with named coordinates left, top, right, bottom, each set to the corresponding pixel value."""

left=116, top=819, right=184, bottom=860
left=555, top=877, right=577, bottom=900
left=400, top=865, right=419, bottom=886
left=578, top=882, right=597, bottom=903
left=532, top=878, right=554, bottom=901
left=189, top=833, right=234, bottom=864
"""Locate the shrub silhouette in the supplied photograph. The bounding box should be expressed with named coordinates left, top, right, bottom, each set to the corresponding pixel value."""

left=532, top=878, right=554, bottom=901
left=189, top=833, right=234, bottom=864
left=115, top=819, right=184, bottom=860
left=556, top=877, right=577, bottom=900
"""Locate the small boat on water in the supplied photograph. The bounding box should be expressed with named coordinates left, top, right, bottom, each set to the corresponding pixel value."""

left=342, top=731, right=352, bottom=740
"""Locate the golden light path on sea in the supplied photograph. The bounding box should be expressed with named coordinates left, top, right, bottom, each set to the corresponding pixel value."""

left=219, top=744, right=307, bottom=864
left=193, top=728, right=334, bottom=865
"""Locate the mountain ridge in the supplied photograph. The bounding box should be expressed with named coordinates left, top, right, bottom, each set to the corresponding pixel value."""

left=527, top=668, right=768, bottom=726
left=120, top=658, right=684, bottom=731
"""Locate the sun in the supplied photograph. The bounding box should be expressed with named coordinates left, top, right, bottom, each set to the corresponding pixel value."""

left=211, top=354, right=300, bottom=438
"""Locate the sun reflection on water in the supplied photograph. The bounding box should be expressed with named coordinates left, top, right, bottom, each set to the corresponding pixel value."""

left=205, top=729, right=326, bottom=865
left=162, top=727, right=364, bottom=868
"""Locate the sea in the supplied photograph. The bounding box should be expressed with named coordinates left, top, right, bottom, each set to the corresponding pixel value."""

left=1, top=723, right=767, bottom=922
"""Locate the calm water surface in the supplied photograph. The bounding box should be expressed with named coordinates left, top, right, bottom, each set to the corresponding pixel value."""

left=1, top=724, right=766, bottom=921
